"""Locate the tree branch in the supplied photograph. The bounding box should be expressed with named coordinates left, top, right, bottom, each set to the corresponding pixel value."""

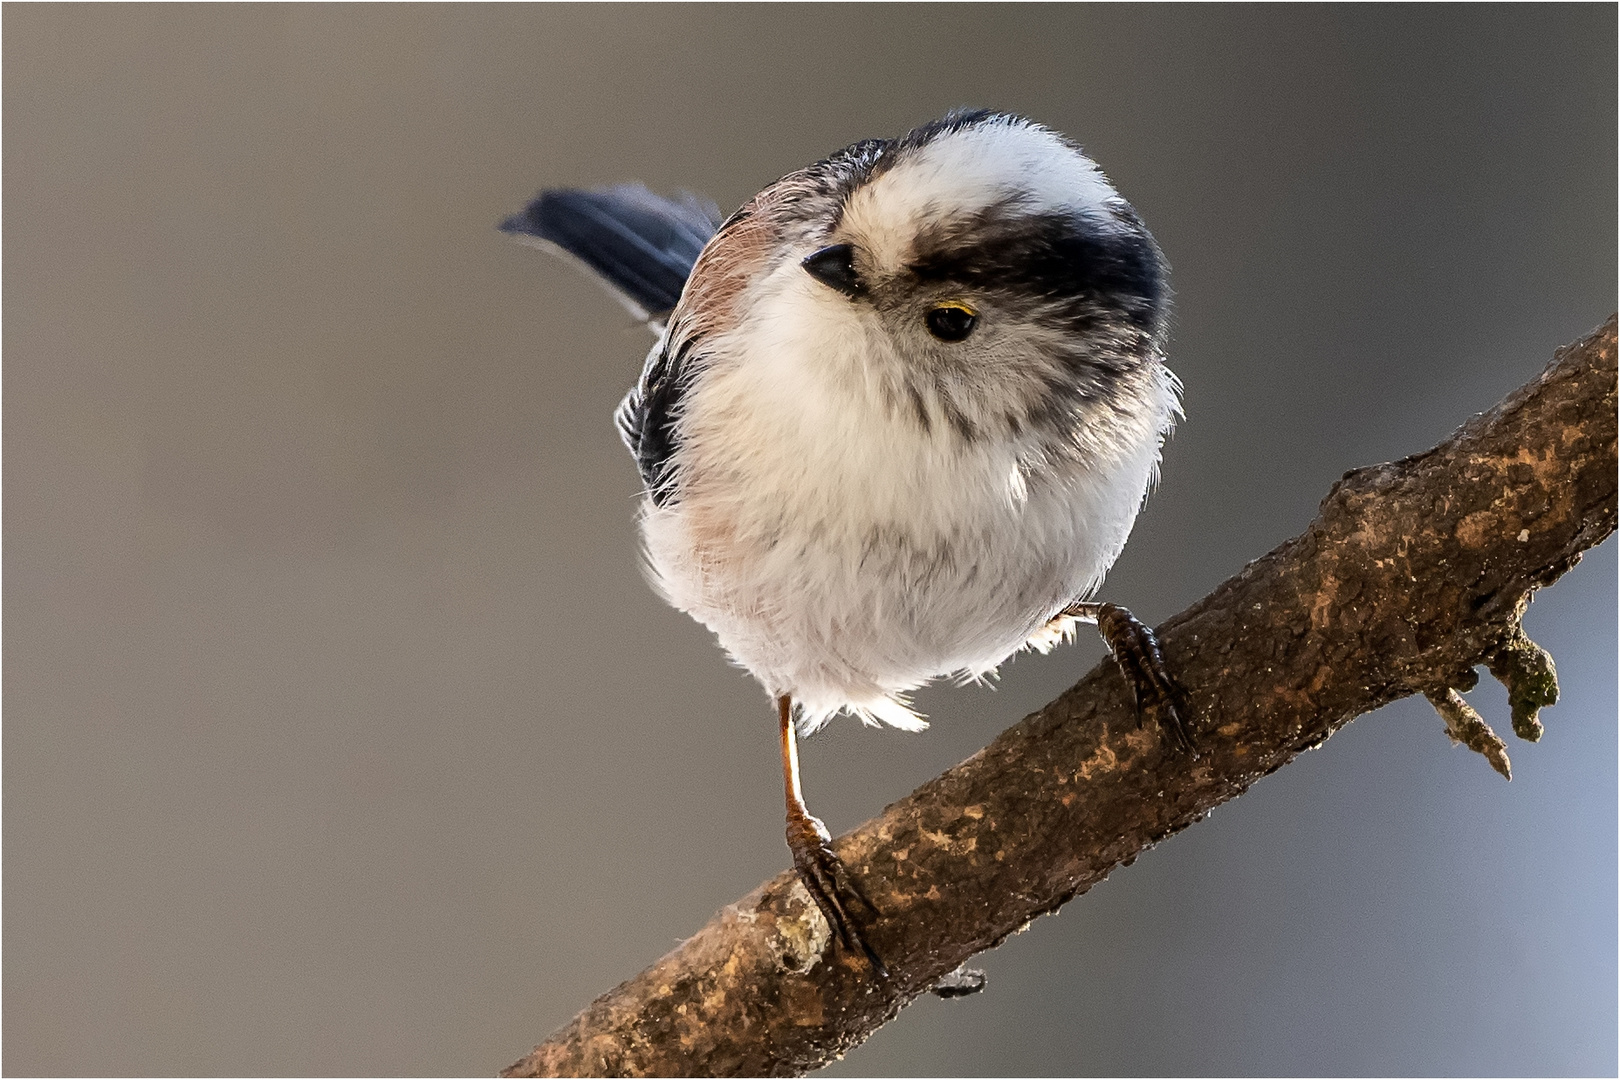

left=503, top=317, right=1618, bottom=1078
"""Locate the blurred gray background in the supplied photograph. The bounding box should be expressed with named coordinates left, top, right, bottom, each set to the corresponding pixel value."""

left=5, top=5, right=1615, bottom=1076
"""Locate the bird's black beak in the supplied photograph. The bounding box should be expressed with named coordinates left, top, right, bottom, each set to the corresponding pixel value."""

left=801, top=244, right=864, bottom=298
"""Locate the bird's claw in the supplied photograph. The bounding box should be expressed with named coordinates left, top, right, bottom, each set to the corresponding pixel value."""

left=785, top=814, right=889, bottom=978
left=1095, top=603, right=1198, bottom=756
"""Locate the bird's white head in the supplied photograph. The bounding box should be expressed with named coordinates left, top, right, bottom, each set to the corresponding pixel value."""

left=671, top=110, right=1174, bottom=458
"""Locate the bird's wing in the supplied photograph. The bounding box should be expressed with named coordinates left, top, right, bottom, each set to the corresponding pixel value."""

left=614, top=333, right=695, bottom=507
left=500, top=185, right=722, bottom=330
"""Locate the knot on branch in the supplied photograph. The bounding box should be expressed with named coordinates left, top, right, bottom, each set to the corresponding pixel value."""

left=773, top=882, right=834, bottom=975
left=1423, top=611, right=1563, bottom=779
left=929, top=964, right=988, bottom=999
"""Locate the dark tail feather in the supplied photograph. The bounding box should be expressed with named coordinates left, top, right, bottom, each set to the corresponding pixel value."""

left=500, top=185, right=722, bottom=322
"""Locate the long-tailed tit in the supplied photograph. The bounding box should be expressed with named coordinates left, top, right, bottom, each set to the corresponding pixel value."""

left=503, top=109, right=1193, bottom=975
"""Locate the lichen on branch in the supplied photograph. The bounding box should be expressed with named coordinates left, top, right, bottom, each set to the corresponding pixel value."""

left=1489, top=623, right=1560, bottom=742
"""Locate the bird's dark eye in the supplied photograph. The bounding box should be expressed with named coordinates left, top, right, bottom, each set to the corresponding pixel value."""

left=924, top=302, right=979, bottom=342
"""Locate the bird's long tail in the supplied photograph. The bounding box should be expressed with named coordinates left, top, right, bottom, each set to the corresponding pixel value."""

left=500, top=185, right=722, bottom=327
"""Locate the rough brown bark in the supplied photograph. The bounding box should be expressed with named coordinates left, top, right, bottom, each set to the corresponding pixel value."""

left=503, top=317, right=1618, bottom=1079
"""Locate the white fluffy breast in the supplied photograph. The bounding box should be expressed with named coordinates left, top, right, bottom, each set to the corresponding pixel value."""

left=637, top=259, right=1177, bottom=733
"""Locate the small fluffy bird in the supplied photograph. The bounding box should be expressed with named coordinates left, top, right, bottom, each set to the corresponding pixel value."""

left=503, top=109, right=1192, bottom=973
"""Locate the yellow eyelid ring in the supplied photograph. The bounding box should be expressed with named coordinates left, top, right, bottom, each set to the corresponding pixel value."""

left=923, top=300, right=981, bottom=342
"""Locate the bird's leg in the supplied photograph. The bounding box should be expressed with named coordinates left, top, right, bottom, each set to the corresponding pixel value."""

left=778, top=696, right=888, bottom=976
left=1060, top=602, right=1197, bottom=755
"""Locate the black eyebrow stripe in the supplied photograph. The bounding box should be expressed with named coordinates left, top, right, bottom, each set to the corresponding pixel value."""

left=907, top=210, right=1166, bottom=331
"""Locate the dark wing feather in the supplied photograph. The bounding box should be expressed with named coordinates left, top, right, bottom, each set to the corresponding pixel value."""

left=500, top=185, right=721, bottom=321
left=614, top=333, right=696, bottom=507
